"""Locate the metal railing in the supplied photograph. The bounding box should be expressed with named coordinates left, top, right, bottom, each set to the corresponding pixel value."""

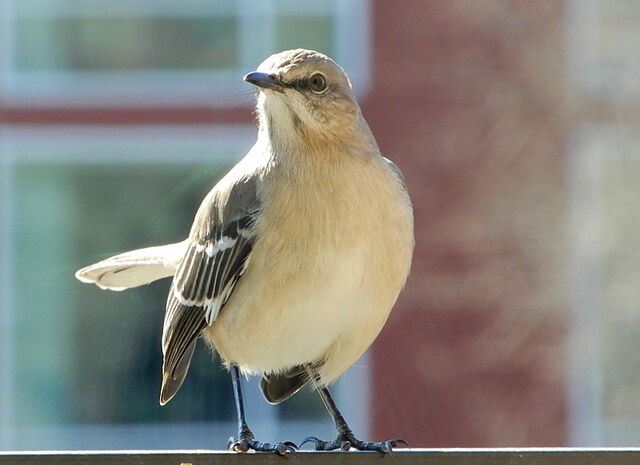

left=1, top=449, right=640, bottom=465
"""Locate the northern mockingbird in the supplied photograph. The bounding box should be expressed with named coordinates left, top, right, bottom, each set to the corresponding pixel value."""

left=76, top=49, right=414, bottom=453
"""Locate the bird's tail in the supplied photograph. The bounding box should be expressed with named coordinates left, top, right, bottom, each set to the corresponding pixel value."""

left=75, top=240, right=188, bottom=291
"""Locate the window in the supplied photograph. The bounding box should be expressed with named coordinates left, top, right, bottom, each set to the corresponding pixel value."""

left=0, top=0, right=371, bottom=107
left=568, top=125, right=640, bottom=445
left=566, top=0, right=640, bottom=445
left=567, top=0, right=640, bottom=102
left=0, top=126, right=369, bottom=449
left=0, top=0, right=372, bottom=449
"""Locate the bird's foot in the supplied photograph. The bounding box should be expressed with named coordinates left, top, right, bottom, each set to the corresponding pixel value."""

left=228, top=431, right=297, bottom=455
left=301, top=433, right=408, bottom=453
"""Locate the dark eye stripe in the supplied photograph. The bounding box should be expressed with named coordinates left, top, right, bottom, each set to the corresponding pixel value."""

left=287, top=77, right=327, bottom=93
left=286, top=79, right=308, bottom=91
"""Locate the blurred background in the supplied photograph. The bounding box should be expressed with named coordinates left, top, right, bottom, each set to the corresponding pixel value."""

left=1, top=0, right=639, bottom=450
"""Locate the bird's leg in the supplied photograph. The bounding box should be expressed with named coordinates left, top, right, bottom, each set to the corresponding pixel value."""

left=301, top=365, right=407, bottom=453
left=227, top=365, right=297, bottom=455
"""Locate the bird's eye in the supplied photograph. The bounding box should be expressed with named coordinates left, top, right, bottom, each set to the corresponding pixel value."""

left=308, top=73, right=327, bottom=93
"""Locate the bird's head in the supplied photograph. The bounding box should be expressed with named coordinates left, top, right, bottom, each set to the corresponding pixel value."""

left=245, top=49, right=371, bottom=153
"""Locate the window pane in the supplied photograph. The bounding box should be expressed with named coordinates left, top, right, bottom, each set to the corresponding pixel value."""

left=278, top=384, right=325, bottom=421
left=570, top=0, right=640, bottom=101
left=570, top=126, right=640, bottom=445
left=275, top=16, right=334, bottom=58
left=12, top=162, right=235, bottom=426
left=599, top=158, right=640, bottom=418
left=15, top=17, right=238, bottom=72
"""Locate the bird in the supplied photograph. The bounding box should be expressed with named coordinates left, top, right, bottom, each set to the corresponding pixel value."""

left=75, top=49, right=414, bottom=453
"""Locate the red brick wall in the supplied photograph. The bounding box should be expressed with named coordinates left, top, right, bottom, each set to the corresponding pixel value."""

left=365, top=1, right=569, bottom=446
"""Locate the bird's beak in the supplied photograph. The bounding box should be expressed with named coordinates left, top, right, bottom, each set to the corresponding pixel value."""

left=244, top=72, right=286, bottom=91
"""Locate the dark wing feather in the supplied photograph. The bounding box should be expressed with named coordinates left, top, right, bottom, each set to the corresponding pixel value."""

left=260, top=365, right=309, bottom=404
left=160, top=176, right=260, bottom=405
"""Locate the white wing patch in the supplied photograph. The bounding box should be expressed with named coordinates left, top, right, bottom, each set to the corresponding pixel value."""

left=170, top=221, right=255, bottom=327
left=195, top=236, right=236, bottom=257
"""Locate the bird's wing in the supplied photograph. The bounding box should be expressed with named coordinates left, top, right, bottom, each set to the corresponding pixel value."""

left=260, top=365, right=309, bottom=404
left=382, top=156, right=409, bottom=193
left=160, top=173, right=261, bottom=404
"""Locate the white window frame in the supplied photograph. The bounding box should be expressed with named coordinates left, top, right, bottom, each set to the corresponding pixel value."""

left=0, top=0, right=371, bottom=108
left=0, top=125, right=369, bottom=450
left=567, top=124, right=640, bottom=446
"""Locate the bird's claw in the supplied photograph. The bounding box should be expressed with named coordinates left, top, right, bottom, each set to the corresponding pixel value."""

left=300, top=435, right=408, bottom=453
left=391, top=438, right=409, bottom=448
left=228, top=437, right=297, bottom=455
